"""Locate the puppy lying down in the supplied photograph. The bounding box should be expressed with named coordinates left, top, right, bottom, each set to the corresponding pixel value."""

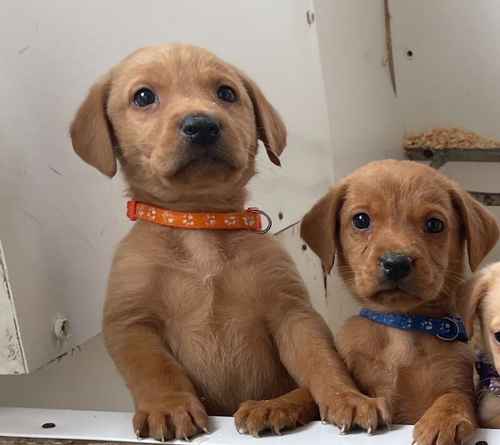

left=70, top=44, right=387, bottom=441
left=301, top=160, right=499, bottom=445
left=461, top=262, right=500, bottom=428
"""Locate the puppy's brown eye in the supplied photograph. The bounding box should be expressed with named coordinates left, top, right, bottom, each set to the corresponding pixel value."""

left=494, top=332, right=500, bottom=343
left=425, top=217, right=444, bottom=234
left=352, top=213, right=371, bottom=230
left=217, top=85, right=237, bottom=103
left=133, top=88, right=157, bottom=108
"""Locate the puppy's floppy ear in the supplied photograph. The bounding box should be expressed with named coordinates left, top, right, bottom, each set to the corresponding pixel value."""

left=458, top=271, right=489, bottom=336
left=70, top=74, right=117, bottom=177
left=450, top=186, right=499, bottom=271
left=237, top=69, right=287, bottom=166
left=300, top=183, right=348, bottom=274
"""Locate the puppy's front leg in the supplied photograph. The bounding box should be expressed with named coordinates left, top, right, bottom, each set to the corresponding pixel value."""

left=270, top=305, right=391, bottom=433
left=104, top=321, right=208, bottom=441
left=413, top=392, right=476, bottom=445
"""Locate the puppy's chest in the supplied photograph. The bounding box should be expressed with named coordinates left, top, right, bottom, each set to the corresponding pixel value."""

left=160, top=231, right=263, bottom=341
left=342, top=320, right=470, bottom=420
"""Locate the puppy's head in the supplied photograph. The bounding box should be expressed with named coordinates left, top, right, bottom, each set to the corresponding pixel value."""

left=459, top=263, right=500, bottom=369
left=70, top=44, right=286, bottom=205
left=301, top=160, right=499, bottom=313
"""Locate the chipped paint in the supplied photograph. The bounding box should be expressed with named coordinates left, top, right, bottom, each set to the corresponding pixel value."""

left=0, top=241, right=27, bottom=374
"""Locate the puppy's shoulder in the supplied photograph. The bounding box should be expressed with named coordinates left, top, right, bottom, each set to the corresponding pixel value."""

left=336, top=315, right=389, bottom=352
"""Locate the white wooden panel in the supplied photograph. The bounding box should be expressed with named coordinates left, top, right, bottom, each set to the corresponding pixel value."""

left=313, top=0, right=405, bottom=180
left=276, top=224, right=328, bottom=319
left=390, top=0, right=500, bottom=265
left=1, top=407, right=499, bottom=444
left=0, top=0, right=333, bottom=372
left=390, top=0, right=500, bottom=139
left=0, top=242, right=26, bottom=374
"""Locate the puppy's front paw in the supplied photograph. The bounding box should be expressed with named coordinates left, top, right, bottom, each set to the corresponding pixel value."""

left=234, top=397, right=316, bottom=437
left=414, top=410, right=474, bottom=445
left=318, top=391, right=391, bottom=433
left=133, top=392, right=208, bottom=441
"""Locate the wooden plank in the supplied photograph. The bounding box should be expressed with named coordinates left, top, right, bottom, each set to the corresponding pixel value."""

left=0, top=439, right=136, bottom=445
left=404, top=148, right=500, bottom=206
left=405, top=147, right=500, bottom=166
left=470, top=191, right=500, bottom=207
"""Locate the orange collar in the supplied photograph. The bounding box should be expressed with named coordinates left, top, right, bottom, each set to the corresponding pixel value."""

left=127, top=200, right=272, bottom=233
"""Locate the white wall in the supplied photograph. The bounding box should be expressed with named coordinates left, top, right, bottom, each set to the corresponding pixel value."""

left=390, top=0, right=500, bottom=264
left=314, top=0, right=405, bottom=180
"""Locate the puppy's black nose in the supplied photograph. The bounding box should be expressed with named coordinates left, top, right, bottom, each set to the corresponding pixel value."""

left=181, top=115, right=220, bottom=146
left=379, top=253, right=413, bottom=282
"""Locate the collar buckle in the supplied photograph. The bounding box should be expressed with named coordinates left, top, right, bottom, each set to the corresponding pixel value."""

left=247, top=208, right=272, bottom=234
left=436, top=316, right=460, bottom=342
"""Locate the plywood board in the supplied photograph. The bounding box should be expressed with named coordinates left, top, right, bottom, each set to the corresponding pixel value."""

left=2, top=407, right=499, bottom=444
left=0, top=242, right=26, bottom=374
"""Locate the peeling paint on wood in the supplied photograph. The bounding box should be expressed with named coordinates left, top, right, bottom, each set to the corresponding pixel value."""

left=0, top=241, right=27, bottom=374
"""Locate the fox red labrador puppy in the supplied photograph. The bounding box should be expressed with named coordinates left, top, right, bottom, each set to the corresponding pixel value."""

left=70, top=44, right=387, bottom=441
left=301, top=160, right=499, bottom=445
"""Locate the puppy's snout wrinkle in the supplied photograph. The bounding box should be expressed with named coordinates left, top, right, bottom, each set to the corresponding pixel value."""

left=379, top=252, right=413, bottom=282
left=180, top=114, right=221, bottom=146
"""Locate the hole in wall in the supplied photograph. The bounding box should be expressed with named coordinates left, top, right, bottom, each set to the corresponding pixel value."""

left=42, top=422, right=56, bottom=429
left=278, top=212, right=284, bottom=220
left=406, top=49, right=414, bottom=59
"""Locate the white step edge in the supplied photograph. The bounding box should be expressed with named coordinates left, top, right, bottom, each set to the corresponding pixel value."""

left=0, top=407, right=497, bottom=444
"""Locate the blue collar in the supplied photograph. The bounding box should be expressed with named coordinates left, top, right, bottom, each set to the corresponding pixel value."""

left=359, top=308, right=469, bottom=343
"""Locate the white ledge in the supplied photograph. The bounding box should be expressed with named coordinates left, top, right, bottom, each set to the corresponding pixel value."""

left=0, top=407, right=497, bottom=444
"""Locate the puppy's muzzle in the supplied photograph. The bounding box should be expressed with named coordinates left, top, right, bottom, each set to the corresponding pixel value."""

left=180, top=114, right=221, bottom=146
left=379, top=252, right=413, bottom=282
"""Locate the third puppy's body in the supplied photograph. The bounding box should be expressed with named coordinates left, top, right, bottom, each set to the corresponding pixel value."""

left=302, top=160, right=500, bottom=445
left=460, top=262, right=500, bottom=428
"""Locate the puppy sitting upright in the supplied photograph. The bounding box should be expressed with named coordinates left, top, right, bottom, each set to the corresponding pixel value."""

left=70, top=44, right=387, bottom=441
left=301, top=160, right=499, bottom=445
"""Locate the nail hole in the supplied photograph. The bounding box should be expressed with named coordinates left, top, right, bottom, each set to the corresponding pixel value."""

left=42, top=422, right=56, bottom=429
left=278, top=212, right=284, bottom=220
left=406, top=50, right=414, bottom=58
left=302, top=244, right=307, bottom=251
